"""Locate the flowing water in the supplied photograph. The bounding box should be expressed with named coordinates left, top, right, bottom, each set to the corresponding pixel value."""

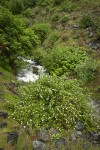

left=17, top=57, right=45, bottom=82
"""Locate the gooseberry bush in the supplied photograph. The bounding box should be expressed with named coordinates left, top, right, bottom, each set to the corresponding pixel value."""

left=7, top=75, right=99, bottom=131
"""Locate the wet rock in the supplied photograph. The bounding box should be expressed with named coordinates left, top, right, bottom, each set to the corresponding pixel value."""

left=0, top=112, right=8, bottom=119
left=76, top=121, right=84, bottom=131
left=0, top=122, right=7, bottom=128
left=32, top=140, right=46, bottom=150
left=36, top=128, right=50, bottom=142
left=54, top=138, right=67, bottom=149
left=89, top=38, right=100, bottom=49
left=7, top=131, right=18, bottom=145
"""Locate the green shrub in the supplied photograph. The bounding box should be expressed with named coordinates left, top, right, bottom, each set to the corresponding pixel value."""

left=60, top=15, right=69, bottom=24
left=8, top=0, right=24, bottom=14
left=75, top=58, right=99, bottom=82
left=43, top=46, right=88, bottom=76
left=32, top=23, right=50, bottom=44
left=61, top=1, right=76, bottom=12
left=79, top=15, right=93, bottom=28
left=22, top=8, right=35, bottom=18
left=54, top=0, right=62, bottom=5
left=44, top=31, right=60, bottom=48
left=51, top=13, right=59, bottom=22
left=8, top=75, right=99, bottom=131
left=32, top=48, right=47, bottom=64
left=0, top=7, right=40, bottom=72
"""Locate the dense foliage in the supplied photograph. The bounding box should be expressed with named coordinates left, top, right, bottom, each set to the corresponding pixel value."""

left=0, top=6, right=40, bottom=72
left=7, top=75, right=99, bottom=131
left=43, top=46, right=88, bottom=76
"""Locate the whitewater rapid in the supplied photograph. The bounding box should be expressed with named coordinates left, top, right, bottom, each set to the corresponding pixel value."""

left=17, top=57, right=45, bottom=82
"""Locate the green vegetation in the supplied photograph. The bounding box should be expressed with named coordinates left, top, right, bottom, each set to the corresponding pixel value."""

left=7, top=75, right=99, bottom=131
left=43, top=46, right=88, bottom=76
left=0, top=0, right=100, bottom=149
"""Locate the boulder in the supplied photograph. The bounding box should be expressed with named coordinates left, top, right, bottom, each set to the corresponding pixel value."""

left=0, top=122, right=7, bottom=128
left=7, top=131, right=18, bottom=145
left=54, top=138, right=67, bottom=149
left=89, top=38, right=100, bottom=50
left=32, top=140, right=46, bottom=150
left=36, top=128, right=50, bottom=142
left=0, top=112, right=8, bottom=119
left=76, top=121, right=84, bottom=131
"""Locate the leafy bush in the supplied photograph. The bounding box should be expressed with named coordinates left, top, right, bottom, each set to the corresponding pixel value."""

left=54, top=0, right=62, bottom=5
left=43, top=31, right=60, bottom=48
left=32, top=48, right=47, bottom=64
left=75, top=58, right=99, bottom=82
left=60, top=15, right=69, bottom=24
left=51, top=13, right=59, bottom=22
left=7, top=75, right=99, bottom=131
left=79, top=15, right=93, bottom=28
left=8, top=0, right=24, bottom=14
left=43, top=46, right=88, bottom=76
left=0, top=7, right=40, bottom=72
left=22, top=8, right=35, bottom=18
left=61, top=1, right=76, bottom=12
left=32, top=23, right=50, bottom=44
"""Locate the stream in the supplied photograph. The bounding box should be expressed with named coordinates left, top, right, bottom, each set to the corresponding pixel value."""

left=17, top=57, right=45, bottom=82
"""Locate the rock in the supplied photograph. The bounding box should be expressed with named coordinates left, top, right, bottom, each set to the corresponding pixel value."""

left=70, top=133, right=77, bottom=142
left=76, top=121, right=84, bottom=131
left=49, top=127, right=57, bottom=135
left=83, top=131, right=100, bottom=144
left=71, top=25, right=79, bottom=30
left=0, top=122, right=7, bottom=128
left=0, top=112, right=8, bottom=119
left=89, top=37, right=100, bottom=50
left=83, top=143, right=91, bottom=150
left=75, top=131, right=82, bottom=138
left=0, top=148, right=4, bottom=150
left=89, top=32, right=93, bottom=37
left=32, top=140, right=46, bottom=150
left=7, top=131, right=18, bottom=145
left=36, top=128, right=50, bottom=142
left=54, top=138, right=67, bottom=149
left=0, top=72, right=4, bottom=76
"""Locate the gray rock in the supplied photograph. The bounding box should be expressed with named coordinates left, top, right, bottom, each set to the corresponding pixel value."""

left=54, top=138, right=67, bottom=149
left=7, top=131, right=18, bottom=145
left=0, top=72, right=4, bottom=76
left=36, top=128, right=50, bottom=142
left=32, top=140, right=46, bottom=150
left=75, top=131, right=82, bottom=138
left=49, top=127, right=57, bottom=135
left=89, top=32, right=93, bottom=37
left=76, top=121, right=84, bottom=131
left=0, top=122, right=7, bottom=128
left=89, top=38, right=100, bottom=49
left=0, top=112, right=8, bottom=119
left=71, top=25, right=79, bottom=30
left=83, top=131, right=100, bottom=144
left=83, top=143, right=91, bottom=150
left=70, top=133, right=77, bottom=141
left=0, top=148, right=4, bottom=150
